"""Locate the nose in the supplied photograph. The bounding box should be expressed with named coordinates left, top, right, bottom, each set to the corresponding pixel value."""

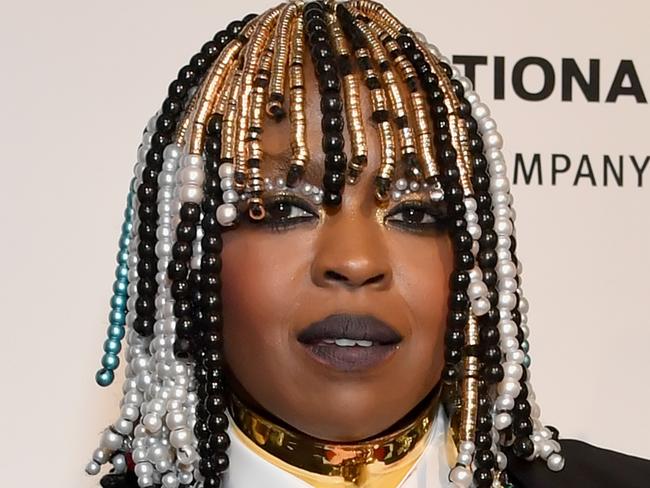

left=310, top=211, right=393, bottom=291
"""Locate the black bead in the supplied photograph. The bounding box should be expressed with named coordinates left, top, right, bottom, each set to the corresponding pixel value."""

left=208, top=412, right=229, bottom=432
left=180, top=203, right=202, bottom=223
left=155, top=112, right=176, bottom=134
left=448, top=310, right=468, bottom=329
left=475, top=431, right=492, bottom=450
left=203, top=476, right=222, bottom=488
left=162, top=97, right=183, bottom=117
left=444, top=347, right=462, bottom=363
left=472, top=173, right=490, bottom=192
left=483, top=344, right=502, bottom=364
left=202, top=234, right=223, bottom=253
left=323, top=170, right=345, bottom=192
left=449, top=270, right=470, bottom=290
left=137, top=257, right=156, bottom=278
left=324, top=151, right=347, bottom=171
left=546, top=425, right=560, bottom=440
left=176, top=222, right=197, bottom=244
left=133, top=316, right=154, bottom=336
left=206, top=394, right=227, bottom=414
left=476, top=411, right=493, bottom=432
left=137, top=237, right=156, bottom=258
left=201, top=41, right=220, bottom=61
left=453, top=231, right=473, bottom=251
left=322, top=113, right=344, bottom=132
left=322, top=132, right=345, bottom=153
left=168, top=80, right=189, bottom=102
left=442, top=364, right=458, bottom=384
left=189, top=53, right=209, bottom=74
left=213, top=30, right=231, bottom=49
left=475, top=449, right=495, bottom=469
left=449, top=290, right=469, bottom=311
left=194, top=421, right=211, bottom=441
left=473, top=467, right=493, bottom=487
left=455, top=251, right=475, bottom=270
left=226, top=19, right=246, bottom=36
left=478, top=250, right=497, bottom=269
left=137, top=183, right=157, bottom=203
left=323, top=190, right=342, bottom=207
left=514, top=417, right=534, bottom=436
left=167, top=260, right=188, bottom=280
left=321, top=91, right=343, bottom=113
left=210, top=432, right=231, bottom=452
left=512, top=437, right=535, bottom=458
left=318, top=70, right=341, bottom=93
left=483, top=364, right=504, bottom=383
left=171, top=280, right=190, bottom=300
left=479, top=325, right=499, bottom=345
left=445, top=329, right=465, bottom=348
left=201, top=253, right=222, bottom=274
left=136, top=278, right=156, bottom=297
left=145, top=149, right=163, bottom=169
left=175, top=316, right=194, bottom=337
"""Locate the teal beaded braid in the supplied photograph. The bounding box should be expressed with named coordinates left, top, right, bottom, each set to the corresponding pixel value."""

left=95, top=178, right=136, bottom=387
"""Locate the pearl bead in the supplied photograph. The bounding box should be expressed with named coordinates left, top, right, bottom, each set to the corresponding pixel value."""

left=137, top=475, right=154, bottom=487
left=178, top=471, right=193, bottom=485
left=85, top=461, right=101, bottom=475
left=143, top=413, right=162, bottom=433
left=135, top=461, right=154, bottom=477
left=496, top=451, right=507, bottom=470
left=498, top=379, right=521, bottom=398
left=163, top=144, right=181, bottom=161
left=472, top=102, right=490, bottom=121
left=503, top=362, right=523, bottom=381
left=496, top=394, right=515, bottom=411
left=216, top=203, right=238, bottom=226
left=495, top=412, right=512, bottom=430
left=132, top=448, right=147, bottom=463
left=471, top=297, right=491, bottom=316
left=162, top=473, right=180, bottom=488
left=112, top=453, right=127, bottom=474
left=179, top=184, right=202, bottom=203
left=181, top=154, right=203, bottom=169
left=457, top=452, right=472, bottom=466
left=395, top=178, right=408, bottom=191
left=100, top=429, right=123, bottom=451
left=178, top=167, right=204, bottom=186
left=220, top=177, right=234, bottom=191
left=169, top=428, right=192, bottom=449
left=218, top=162, right=234, bottom=178
left=449, top=465, right=472, bottom=487
left=547, top=453, right=565, bottom=471
left=467, top=223, right=482, bottom=240
left=459, top=441, right=475, bottom=454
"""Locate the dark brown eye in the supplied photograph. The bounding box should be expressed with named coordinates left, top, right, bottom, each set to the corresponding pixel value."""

left=385, top=201, right=446, bottom=233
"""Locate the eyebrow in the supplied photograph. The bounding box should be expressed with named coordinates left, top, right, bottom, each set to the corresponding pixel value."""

left=263, top=148, right=324, bottom=185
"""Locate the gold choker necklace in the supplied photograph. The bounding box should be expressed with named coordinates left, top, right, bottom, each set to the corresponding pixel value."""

left=228, top=387, right=441, bottom=485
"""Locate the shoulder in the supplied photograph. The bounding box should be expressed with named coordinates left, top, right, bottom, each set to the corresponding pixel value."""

left=506, top=439, right=650, bottom=488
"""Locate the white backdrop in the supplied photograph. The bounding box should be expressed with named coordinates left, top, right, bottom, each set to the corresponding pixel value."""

left=0, top=1, right=648, bottom=486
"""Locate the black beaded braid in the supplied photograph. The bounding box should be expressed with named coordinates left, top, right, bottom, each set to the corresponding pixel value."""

left=303, top=1, right=346, bottom=207
left=393, top=32, right=471, bottom=387
left=450, top=77, right=501, bottom=486
left=133, top=20, right=247, bottom=339
left=176, top=16, right=257, bottom=488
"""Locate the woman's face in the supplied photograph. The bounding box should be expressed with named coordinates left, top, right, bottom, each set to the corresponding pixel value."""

left=221, top=55, right=453, bottom=442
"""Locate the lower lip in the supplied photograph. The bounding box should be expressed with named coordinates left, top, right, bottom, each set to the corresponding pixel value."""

left=300, top=342, right=399, bottom=372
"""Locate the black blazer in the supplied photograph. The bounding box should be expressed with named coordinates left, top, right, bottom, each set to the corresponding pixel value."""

left=99, top=439, right=650, bottom=488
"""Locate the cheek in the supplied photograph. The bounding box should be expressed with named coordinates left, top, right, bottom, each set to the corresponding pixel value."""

left=391, top=233, right=453, bottom=366
left=219, top=229, right=313, bottom=363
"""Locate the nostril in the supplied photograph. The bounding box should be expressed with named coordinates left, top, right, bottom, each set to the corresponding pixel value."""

left=325, top=270, right=348, bottom=282
left=364, top=274, right=385, bottom=286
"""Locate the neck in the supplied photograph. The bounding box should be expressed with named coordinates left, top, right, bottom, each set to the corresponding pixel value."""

left=228, top=385, right=442, bottom=483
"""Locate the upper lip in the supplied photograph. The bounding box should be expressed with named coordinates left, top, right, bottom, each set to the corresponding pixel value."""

left=297, top=313, right=403, bottom=345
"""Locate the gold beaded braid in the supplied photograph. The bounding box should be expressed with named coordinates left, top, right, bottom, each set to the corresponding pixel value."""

left=175, top=86, right=202, bottom=146
left=234, top=7, right=282, bottom=192
left=246, top=38, right=276, bottom=220
left=373, top=21, right=439, bottom=180
left=328, top=13, right=368, bottom=184
left=459, top=313, right=480, bottom=444
left=222, top=71, right=243, bottom=162
left=266, top=3, right=298, bottom=120
left=188, top=40, right=244, bottom=155
left=287, top=11, right=310, bottom=184
left=353, top=44, right=396, bottom=201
